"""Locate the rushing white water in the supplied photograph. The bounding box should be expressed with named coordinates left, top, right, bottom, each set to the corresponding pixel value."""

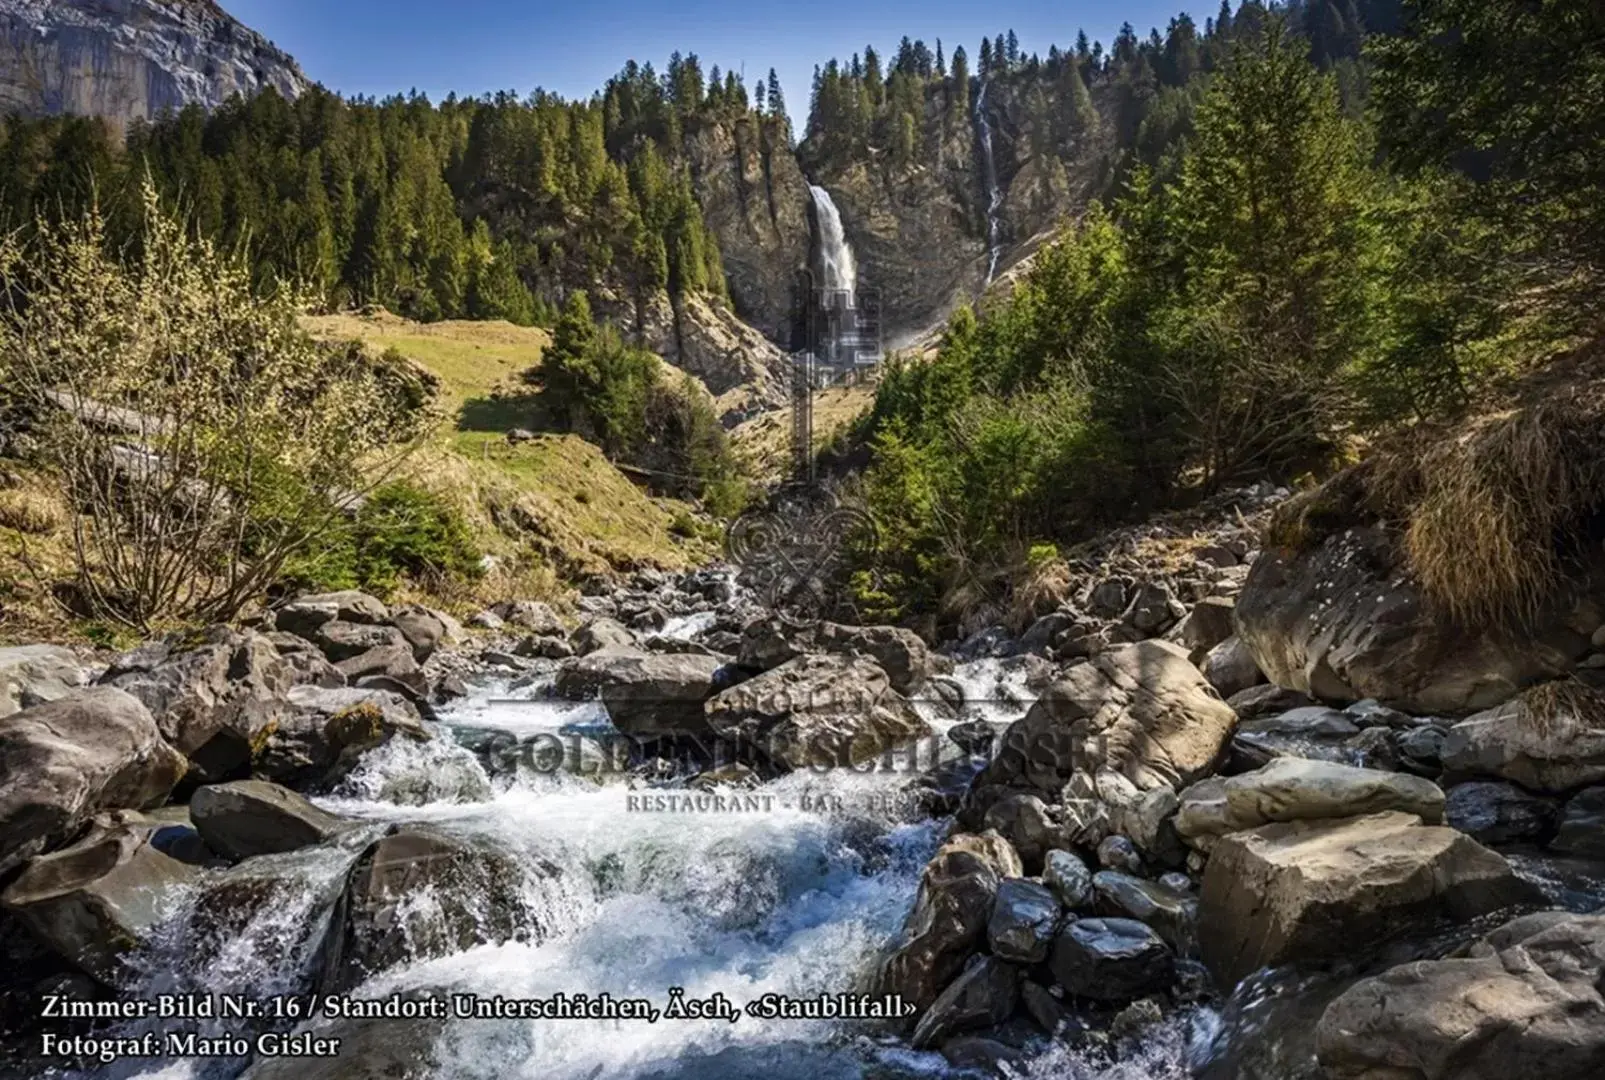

left=808, top=185, right=858, bottom=300
left=72, top=656, right=1217, bottom=1080
left=975, top=82, right=1005, bottom=283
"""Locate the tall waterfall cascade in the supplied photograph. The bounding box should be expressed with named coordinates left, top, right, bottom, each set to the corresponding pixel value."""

left=808, top=184, right=858, bottom=300
left=975, top=81, right=1005, bottom=283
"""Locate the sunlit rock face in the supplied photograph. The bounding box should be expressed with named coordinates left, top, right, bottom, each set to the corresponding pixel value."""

left=0, top=0, right=308, bottom=131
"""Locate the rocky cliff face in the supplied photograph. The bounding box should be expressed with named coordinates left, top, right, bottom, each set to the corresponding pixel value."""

left=686, top=114, right=812, bottom=345
left=804, top=78, right=1112, bottom=343
left=0, top=0, right=307, bottom=130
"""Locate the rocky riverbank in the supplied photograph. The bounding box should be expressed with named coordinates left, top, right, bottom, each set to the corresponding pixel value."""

left=2, top=478, right=1604, bottom=1078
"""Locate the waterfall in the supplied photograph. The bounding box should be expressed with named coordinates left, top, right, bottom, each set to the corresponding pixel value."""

left=975, top=81, right=1005, bottom=283
left=808, top=184, right=857, bottom=300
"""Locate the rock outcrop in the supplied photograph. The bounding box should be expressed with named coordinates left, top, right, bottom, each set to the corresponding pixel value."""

left=685, top=113, right=812, bottom=343
left=1236, top=524, right=1597, bottom=715
left=0, top=0, right=308, bottom=131
left=1317, top=912, right=1605, bottom=1080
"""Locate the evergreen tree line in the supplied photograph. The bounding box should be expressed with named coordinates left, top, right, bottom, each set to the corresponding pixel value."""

left=801, top=1, right=1404, bottom=197
left=851, top=2, right=1600, bottom=627
left=0, top=56, right=796, bottom=325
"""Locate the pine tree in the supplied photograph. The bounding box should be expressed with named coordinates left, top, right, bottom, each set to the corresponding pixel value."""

left=766, top=69, right=786, bottom=119
left=936, top=39, right=945, bottom=78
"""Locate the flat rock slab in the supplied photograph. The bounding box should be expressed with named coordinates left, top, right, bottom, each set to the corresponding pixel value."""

left=189, top=780, right=347, bottom=861
left=1199, top=811, right=1543, bottom=988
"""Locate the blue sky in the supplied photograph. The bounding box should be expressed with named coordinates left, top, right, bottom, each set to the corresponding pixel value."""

left=225, top=0, right=1194, bottom=127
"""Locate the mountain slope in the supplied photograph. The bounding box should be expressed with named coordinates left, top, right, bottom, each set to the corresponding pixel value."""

left=0, top=0, right=306, bottom=129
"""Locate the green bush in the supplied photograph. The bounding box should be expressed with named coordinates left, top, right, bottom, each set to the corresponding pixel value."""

left=281, top=481, right=482, bottom=598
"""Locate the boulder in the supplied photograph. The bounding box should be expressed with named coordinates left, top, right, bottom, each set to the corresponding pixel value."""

left=909, top=956, right=1020, bottom=1050
left=0, top=688, right=186, bottom=875
left=1198, top=811, right=1544, bottom=987
left=1316, top=912, right=1605, bottom=1080
left=966, top=641, right=1237, bottom=834
left=334, top=643, right=424, bottom=690
left=189, top=780, right=346, bottom=860
left=816, top=622, right=935, bottom=695
left=1097, top=834, right=1144, bottom=874
left=986, top=878, right=1062, bottom=964
left=981, top=793, right=1072, bottom=871
left=1093, top=871, right=1197, bottom=953
left=705, top=654, right=931, bottom=770
left=571, top=617, right=636, bottom=655
left=322, top=825, right=558, bottom=992
left=1226, top=684, right=1317, bottom=720
left=283, top=651, right=347, bottom=689
left=99, top=628, right=295, bottom=779
left=276, top=591, right=389, bottom=639
left=736, top=618, right=935, bottom=695
left=1203, top=636, right=1264, bottom=699
left=596, top=652, right=726, bottom=737
left=388, top=606, right=447, bottom=662
left=1043, top=850, right=1094, bottom=909
left=1049, top=917, right=1175, bottom=1002
left=514, top=635, right=574, bottom=661
left=1441, top=682, right=1605, bottom=793
left=0, top=645, right=85, bottom=718
left=879, top=834, right=1009, bottom=1010
left=1, top=818, right=197, bottom=985
left=1444, top=781, right=1559, bottom=846
left=252, top=686, right=430, bottom=790
left=313, top=621, right=410, bottom=663
left=1121, top=582, right=1186, bottom=636
left=1551, top=786, right=1605, bottom=860
left=495, top=600, right=564, bottom=636
left=1183, top=597, right=1238, bottom=656
left=1177, top=760, right=1445, bottom=851
left=1236, top=524, right=1594, bottom=715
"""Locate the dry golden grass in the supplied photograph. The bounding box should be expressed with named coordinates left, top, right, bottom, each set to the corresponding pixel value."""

left=1265, top=343, right=1605, bottom=630
left=1519, top=679, right=1605, bottom=742
left=0, top=488, right=65, bottom=535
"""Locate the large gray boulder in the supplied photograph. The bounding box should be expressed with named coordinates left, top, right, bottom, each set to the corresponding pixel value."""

left=388, top=606, right=448, bottom=662
left=321, top=825, right=559, bottom=993
left=965, top=640, right=1237, bottom=851
left=1, top=817, right=197, bottom=985
left=312, top=622, right=410, bottom=663
left=252, top=686, right=430, bottom=790
left=705, top=654, right=930, bottom=770
left=1199, top=811, right=1544, bottom=987
left=99, top=628, right=296, bottom=780
left=0, top=644, right=86, bottom=718
left=1236, top=524, right=1597, bottom=715
left=879, top=833, right=1019, bottom=1010
left=1441, top=682, right=1605, bottom=793
left=0, top=688, right=186, bottom=874
left=737, top=617, right=936, bottom=695
left=555, top=649, right=726, bottom=737
left=1203, top=636, right=1265, bottom=699
left=1316, top=912, right=1605, bottom=1080
left=571, top=617, right=636, bottom=656
left=275, top=591, right=390, bottom=639
left=189, top=780, right=347, bottom=861
left=1175, top=759, right=1446, bottom=850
